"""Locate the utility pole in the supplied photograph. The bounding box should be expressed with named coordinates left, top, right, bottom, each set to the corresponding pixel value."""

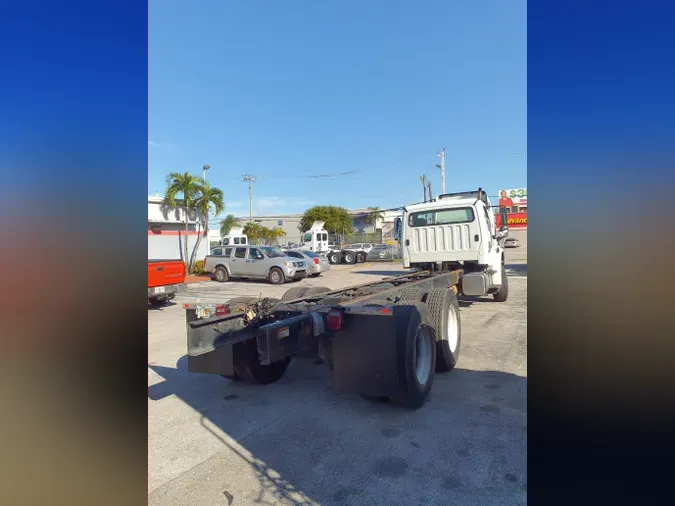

left=241, top=174, right=256, bottom=222
left=420, top=175, right=428, bottom=202
left=436, top=148, right=446, bottom=194
left=202, top=164, right=210, bottom=181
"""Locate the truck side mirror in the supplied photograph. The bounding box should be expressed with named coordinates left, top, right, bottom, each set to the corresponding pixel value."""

left=394, top=217, right=402, bottom=240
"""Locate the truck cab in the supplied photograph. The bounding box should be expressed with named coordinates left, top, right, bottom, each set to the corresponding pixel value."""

left=399, top=189, right=509, bottom=299
left=221, top=226, right=248, bottom=247
left=300, top=221, right=329, bottom=253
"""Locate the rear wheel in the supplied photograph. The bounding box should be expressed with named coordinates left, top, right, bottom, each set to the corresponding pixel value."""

left=493, top=264, right=509, bottom=302
left=148, top=296, right=169, bottom=307
left=233, top=339, right=292, bottom=385
left=356, top=252, right=367, bottom=263
left=424, top=288, right=461, bottom=372
left=214, top=266, right=229, bottom=283
left=343, top=251, right=356, bottom=264
left=328, top=252, right=341, bottom=264
left=398, top=288, right=427, bottom=303
left=268, top=267, right=285, bottom=285
left=390, top=303, right=437, bottom=409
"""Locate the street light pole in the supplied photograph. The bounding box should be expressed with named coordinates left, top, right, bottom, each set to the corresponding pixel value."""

left=202, top=164, right=210, bottom=181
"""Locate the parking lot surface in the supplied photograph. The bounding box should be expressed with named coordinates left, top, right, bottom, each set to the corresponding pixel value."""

left=149, top=251, right=527, bottom=505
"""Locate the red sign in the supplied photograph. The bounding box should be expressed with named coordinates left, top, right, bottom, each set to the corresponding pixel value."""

left=496, top=212, right=527, bottom=229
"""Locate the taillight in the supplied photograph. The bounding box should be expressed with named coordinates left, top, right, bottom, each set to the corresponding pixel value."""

left=326, top=309, right=343, bottom=331
left=313, top=258, right=319, bottom=265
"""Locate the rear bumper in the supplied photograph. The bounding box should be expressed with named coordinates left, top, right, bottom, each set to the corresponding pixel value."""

left=148, top=283, right=185, bottom=298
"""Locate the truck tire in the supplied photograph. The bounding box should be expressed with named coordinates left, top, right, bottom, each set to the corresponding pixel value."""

left=364, top=299, right=392, bottom=307
left=328, top=252, right=341, bottom=264
left=148, top=296, right=169, bottom=307
left=214, top=266, right=229, bottom=282
left=492, top=264, right=509, bottom=302
left=343, top=251, right=356, bottom=264
left=304, top=286, right=331, bottom=296
left=398, top=288, right=427, bottom=303
left=281, top=286, right=309, bottom=301
left=268, top=267, right=285, bottom=285
left=390, top=303, right=437, bottom=409
left=356, top=252, right=367, bottom=263
left=424, top=288, right=461, bottom=372
left=233, top=339, right=292, bottom=385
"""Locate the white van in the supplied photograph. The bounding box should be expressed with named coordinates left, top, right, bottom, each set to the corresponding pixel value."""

left=300, top=221, right=329, bottom=253
left=221, top=226, right=248, bottom=247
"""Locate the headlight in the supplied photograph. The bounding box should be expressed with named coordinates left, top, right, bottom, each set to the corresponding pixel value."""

left=284, top=261, right=294, bottom=268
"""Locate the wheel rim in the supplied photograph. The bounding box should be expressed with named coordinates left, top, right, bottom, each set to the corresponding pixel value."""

left=446, top=306, right=459, bottom=352
left=347, top=254, right=354, bottom=262
left=415, top=326, right=432, bottom=385
left=217, top=269, right=224, bottom=281
left=271, top=270, right=281, bottom=283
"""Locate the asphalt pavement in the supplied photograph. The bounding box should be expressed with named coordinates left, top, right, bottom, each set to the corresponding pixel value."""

left=148, top=250, right=527, bottom=505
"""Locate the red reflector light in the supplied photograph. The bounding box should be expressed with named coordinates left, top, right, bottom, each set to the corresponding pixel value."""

left=326, top=309, right=343, bottom=331
left=313, top=258, right=320, bottom=265
left=215, top=306, right=228, bottom=316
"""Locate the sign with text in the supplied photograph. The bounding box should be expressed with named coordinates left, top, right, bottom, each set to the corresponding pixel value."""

left=498, top=188, right=527, bottom=208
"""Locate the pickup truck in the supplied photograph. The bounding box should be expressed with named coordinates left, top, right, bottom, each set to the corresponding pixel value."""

left=148, top=260, right=186, bottom=306
left=204, top=245, right=307, bottom=284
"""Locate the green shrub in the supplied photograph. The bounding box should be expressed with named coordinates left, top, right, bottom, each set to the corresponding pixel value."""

left=192, top=260, right=206, bottom=274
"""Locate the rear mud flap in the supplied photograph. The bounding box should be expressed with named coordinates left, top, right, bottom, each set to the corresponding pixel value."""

left=332, top=314, right=400, bottom=397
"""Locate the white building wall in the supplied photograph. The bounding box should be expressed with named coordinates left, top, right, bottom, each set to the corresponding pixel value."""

left=148, top=195, right=209, bottom=262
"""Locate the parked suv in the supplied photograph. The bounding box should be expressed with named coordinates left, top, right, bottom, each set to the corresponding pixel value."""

left=204, top=245, right=307, bottom=284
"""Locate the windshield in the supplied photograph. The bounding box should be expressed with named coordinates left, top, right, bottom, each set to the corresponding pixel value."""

left=301, top=250, right=319, bottom=258
left=260, top=246, right=286, bottom=258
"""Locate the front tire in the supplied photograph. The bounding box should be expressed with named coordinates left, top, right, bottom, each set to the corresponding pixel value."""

left=328, top=252, right=341, bottom=264
left=268, top=267, right=285, bottom=285
left=493, top=264, right=509, bottom=302
left=148, top=296, right=168, bottom=307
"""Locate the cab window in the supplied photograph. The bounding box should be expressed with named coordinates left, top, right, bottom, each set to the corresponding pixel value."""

left=223, top=238, right=230, bottom=246
left=234, top=248, right=247, bottom=259
left=303, top=232, right=312, bottom=242
left=234, top=237, right=240, bottom=245
left=211, top=248, right=222, bottom=256
left=249, top=248, right=264, bottom=260
left=241, top=237, right=247, bottom=244
left=224, top=248, right=232, bottom=257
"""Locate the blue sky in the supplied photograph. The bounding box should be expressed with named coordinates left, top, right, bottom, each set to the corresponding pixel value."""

left=149, top=0, right=526, bottom=220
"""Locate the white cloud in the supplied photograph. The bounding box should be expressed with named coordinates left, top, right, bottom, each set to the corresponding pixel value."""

left=148, top=140, right=160, bottom=147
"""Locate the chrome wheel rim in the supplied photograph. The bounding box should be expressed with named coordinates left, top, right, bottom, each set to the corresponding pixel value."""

left=415, top=326, right=432, bottom=385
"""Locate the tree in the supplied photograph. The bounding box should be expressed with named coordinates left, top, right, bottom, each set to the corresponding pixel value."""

left=191, top=180, right=224, bottom=270
left=365, top=206, right=384, bottom=228
left=270, top=226, right=285, bottom=245
left=164, top=171, right=201, bottom=269
left=300, top=205, right=353, bottom=235
left=242, top=222, right=262, bottom=244
left=219, top=214, right=238, bottom=237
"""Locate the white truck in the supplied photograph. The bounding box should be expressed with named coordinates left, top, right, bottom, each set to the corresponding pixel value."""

left=295, top=221, right=368, bottom=264
left=398, top=188, right=509, bottom=301
left=220, top=227, right=248, bottom=247
left=184, top=188, right=508, bottom=410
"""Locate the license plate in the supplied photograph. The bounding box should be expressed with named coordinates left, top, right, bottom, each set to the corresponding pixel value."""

left=154, top=286, right=166, bottom=294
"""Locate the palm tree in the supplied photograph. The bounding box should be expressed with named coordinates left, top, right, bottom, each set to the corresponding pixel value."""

left=220, top=214, right=238, bottom=238
left=243, top=222, right=262, bottom=244
left=365, top=207, right=384, bottom=228
left=164, top=171, right=202, bottom=268
left=192, top=180, right=225, bottom=270
left=271, top=226, right=285, bottom=246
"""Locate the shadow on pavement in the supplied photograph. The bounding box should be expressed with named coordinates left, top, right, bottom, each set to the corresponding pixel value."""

left=147, top=300, right=178, bottom=311
left=149, top=356, right=527, bottom=505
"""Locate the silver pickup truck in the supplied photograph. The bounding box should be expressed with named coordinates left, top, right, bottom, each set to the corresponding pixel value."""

left=204, top=245, right=307, bottom=284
